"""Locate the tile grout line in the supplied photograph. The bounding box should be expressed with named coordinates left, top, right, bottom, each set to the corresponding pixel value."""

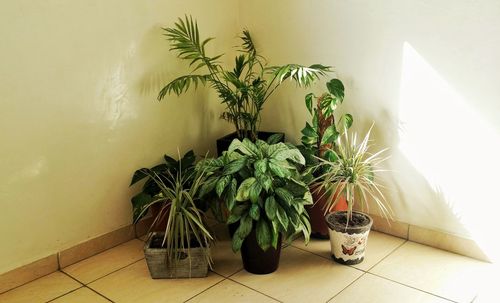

left=85, top=284, right=116, bottom=303
left=59, top=270, right=116, bottom=302
left=0, top=269, right=63, bottom=296
left=363, top=239, right=408, bottom=272
left=366, top=272, right=459, bottom=303
left=182, top=274, right=227, bottom=303
left=324, top=272, right=367, bottom=303
left=226, top=276, right=284, bottom=303
left=44, top=286, right=84, bottom=303
left=62, top=257, right=145, bottom=286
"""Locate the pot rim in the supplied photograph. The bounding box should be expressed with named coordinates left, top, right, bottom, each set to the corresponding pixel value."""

left=325, top=211, right=373, bottom=232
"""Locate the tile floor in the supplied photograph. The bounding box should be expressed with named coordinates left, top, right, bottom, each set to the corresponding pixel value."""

left=0, top=225, right=493, bottom=303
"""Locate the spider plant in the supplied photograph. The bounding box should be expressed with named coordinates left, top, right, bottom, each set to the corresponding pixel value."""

left=134, top=159, right=214, bottom=267
left=314, top=126, right=393, bottom=222
left=158, top=15, right=330, bottom=141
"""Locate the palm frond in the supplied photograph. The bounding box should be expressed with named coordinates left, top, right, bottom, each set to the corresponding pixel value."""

left=268, top=64, right=331, bottom=87
left=158, top=74, right=211, bottom=99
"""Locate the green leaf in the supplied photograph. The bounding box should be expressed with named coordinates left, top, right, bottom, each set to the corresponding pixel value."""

left=236, top=177, right=256, bottom=201
left=227, top=213, right=241, bottom=224
left=131, top=192, right=153, bottom=222
left=342, top=113, right=353, bottom=129
left=266, top=133, right=284, bottom=144
left=232, top=234, right=244, bottom=252
left=276, top=204, right=289, bottom=230
left=216, top=175, right=232, bottom=197
left=265, top=196, right=277, bottom=220
left=275, top=187, right=293, bottom=205
left=321, top=125, right=339, bottom=145
left=268, top=160, right=290, bottom=178
left=200, top=176, right=219, bottom=197
left=301, top=122, right=317, bottom=138
left=254, top=159, right=268, bottom=174
left=130, top=169, right=149, bottom=186
left=305, top=93, right=314, bottom=114
left=224, top=178, right=238, bottom=211
left=249, top=204, right=261, bottom=220
left=256, top=220, right=271, bottom=251
left=273, top=148, right=305, bottom=165
left=223, top=157, right=247, bottom=175
left=235, top=214, right=253, bottom=239
left=270, top=219, right=279, bottom=248
left=249, top=181, right=263, bottom=204
left=228, top=139, right=253, bottom=156
left=326, top=78, right=345, bottom=100
left=256, top=173, right=273, bottom=192
left=242, top=138, right=262, bottom=157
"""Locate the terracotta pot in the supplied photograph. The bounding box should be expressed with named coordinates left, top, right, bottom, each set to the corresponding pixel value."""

left=306, top=185, right=348, bottom=239
left=326, top=211, right=373, bottom=265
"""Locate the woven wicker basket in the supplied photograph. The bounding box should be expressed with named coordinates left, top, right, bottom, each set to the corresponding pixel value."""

left=144, top=232, right=209, bottom=279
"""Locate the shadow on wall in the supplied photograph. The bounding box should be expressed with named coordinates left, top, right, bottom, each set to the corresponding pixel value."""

left=395, top=42, right=500, bottom=262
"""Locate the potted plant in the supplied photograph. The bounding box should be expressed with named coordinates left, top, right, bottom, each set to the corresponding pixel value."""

left=199, top=136, right=312, bottom=274
left=158, top=16, right=330, bottom=152
left=315, top=126, right=392, bottom=265
left=130, top=150, right=198, bottom=231
left=131, top=152, right=214, bottom=278
left=299, top=78, right=353, bottom=238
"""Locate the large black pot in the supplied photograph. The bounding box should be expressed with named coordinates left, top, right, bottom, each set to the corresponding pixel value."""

left=240, top=227, right=282, bottom=274
left=216, top=131, right=285, bottom=156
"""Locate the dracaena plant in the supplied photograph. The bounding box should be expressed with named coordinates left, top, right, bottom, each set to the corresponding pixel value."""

left=314, top=127, right=393, bottom=221
left=131, top=153, right=214, bottom=267
left=129, top=150, right=196, bottom=222
left=198, top=136, right=312, bottom=252
left=299, top=78, right=353, bottom=169
left=158, top=16, right=330, bottom=141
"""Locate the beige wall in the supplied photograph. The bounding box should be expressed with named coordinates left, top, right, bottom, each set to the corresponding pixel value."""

left=2, top=0, right=500, bottom=273
left=0, top=0, right=237, bottom=273
left=240, top=0, right=500, bottom=259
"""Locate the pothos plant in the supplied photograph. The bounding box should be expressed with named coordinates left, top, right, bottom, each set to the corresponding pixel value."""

left=198, top=136, right=312, bottom=252
left=159, top=16, right=330, bottom=141
left=300, top=78, right=353, bottom=169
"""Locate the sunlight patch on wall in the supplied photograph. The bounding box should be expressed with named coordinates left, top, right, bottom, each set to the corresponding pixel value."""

left=398, top=42, right=500, bottom=262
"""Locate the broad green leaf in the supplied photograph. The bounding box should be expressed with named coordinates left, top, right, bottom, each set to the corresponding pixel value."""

left=254, top=159, right=268, bottom=174
left=276, top=204, right=289, bottom=230
left=257, top=173, right=273, bottom=192
left=268, top=160, right=290, bottom=178
left=265, top=196, right=277, bottom=219
left=256, top=219, right=271, bottom=251
left=270, top=219, right=279, bottom=248
left=227, top=213, right=241, bottom=224
left=216, top=175, right=232, bottom=197
left=326, top=78, right=345, bottom=100
left=223, top=158, right=247, bottom=175
left=275, top=187, right=293, bottom=205
left=236, top=214, right=253, bottom=239
left=321, top=125, right=339, bottom=145
left=273, top=148, right=305, bottom=165
left=249, top=204, right=261, bottom=220
left=232, top=234, right=244, bottom=252
left=249, top=181, right=263, bottom=204
left=266, top=133, right=284, bottom=144
left=200, top=176, right=219, bottom=197
left=301, top=122, right=317, bottom=138
left=242, top=138, right=262, bottom=157
left=224, top=178, right=238, bottom=211
left=342, top=113, right=353, bottom=129
left=305, top=93, right=314, bottom=114
left=236, top=177, right=256, bottom=201
left=228, top=139, right=253, bottom=155
left=131, top=192, right=152, bottom=222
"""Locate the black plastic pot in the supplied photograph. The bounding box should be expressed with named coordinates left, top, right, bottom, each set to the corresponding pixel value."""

left=216, top=131, right=285, bottom=156
left=240, top=227, right=282, bottom=274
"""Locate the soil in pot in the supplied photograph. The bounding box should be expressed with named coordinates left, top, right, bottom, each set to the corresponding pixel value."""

left=216, top=131, right=285, bottom=156
left=240, top=227, right=282, bottom=274
left=307, top=186, right=348, bottom=239
left=325, top=211, right=373, bottom=265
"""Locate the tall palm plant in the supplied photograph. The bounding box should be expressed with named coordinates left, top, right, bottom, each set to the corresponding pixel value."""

left=158, top=16, right=331, bottom=140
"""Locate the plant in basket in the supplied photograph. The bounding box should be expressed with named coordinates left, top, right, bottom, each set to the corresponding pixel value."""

left=130, top=151, right=213, bottom=278
left=314, top=126, right=392, bottom=265
left=298, top=78, right=354, bottom=238
left=198, top=135, right=312, bottom=274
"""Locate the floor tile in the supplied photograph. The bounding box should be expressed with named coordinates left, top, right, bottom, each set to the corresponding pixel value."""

left=210, top=240, right=244, bottom=277
left=231, top=246, right=363, bottom=303
left=50, top=287, right=110, bottom=303
left=292, top=231, right=406, bottom=271
left=88, top=259, right=224, bottom=303
left=187, top=279, right=278, bottom=303
left=0, top=271, right=81, bottom=303
left=370, top=241, right=490, bottom=303
left=329, top=273, right=452, bottom=303
left=63, top=239, right=144, bottom=284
